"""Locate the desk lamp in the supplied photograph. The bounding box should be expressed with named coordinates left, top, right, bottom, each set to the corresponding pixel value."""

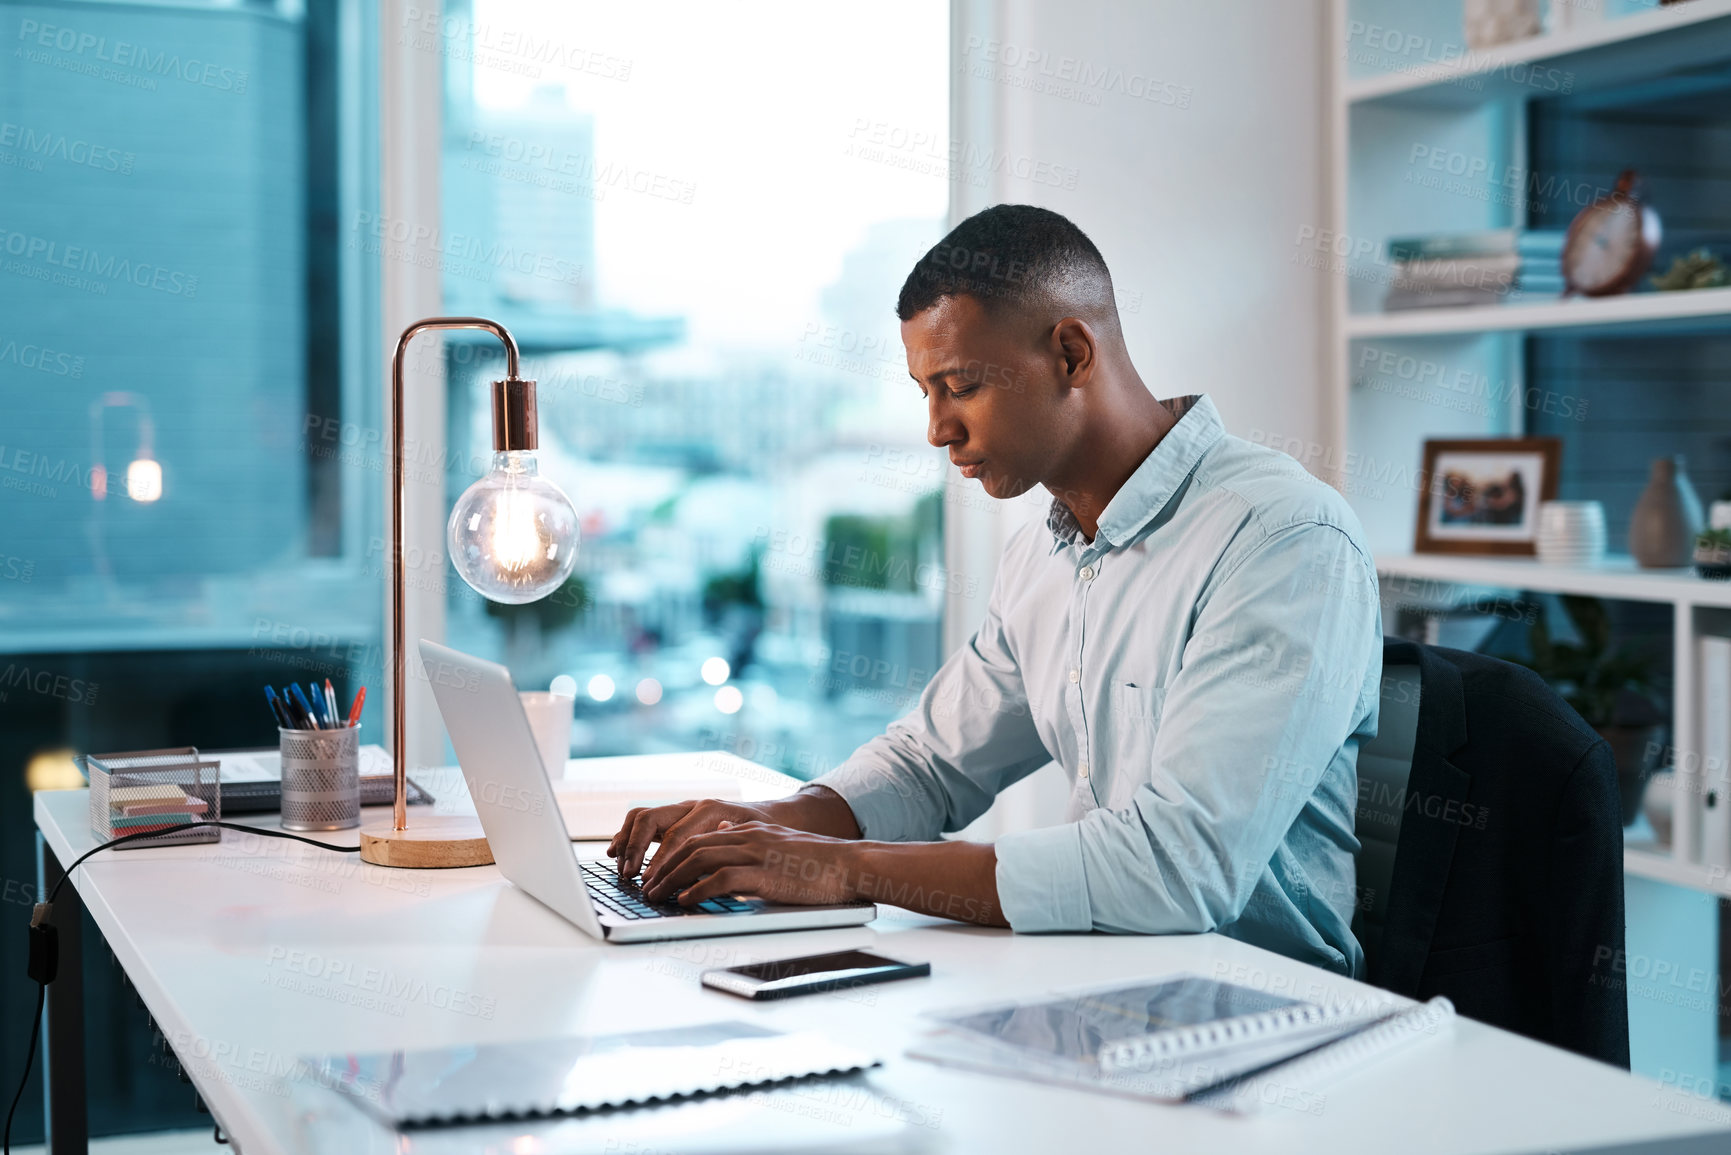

left=359, top=317, right=579, bottom=868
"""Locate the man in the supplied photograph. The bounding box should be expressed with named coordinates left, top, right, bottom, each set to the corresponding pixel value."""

left=611, top=204, right=1381, bottom=975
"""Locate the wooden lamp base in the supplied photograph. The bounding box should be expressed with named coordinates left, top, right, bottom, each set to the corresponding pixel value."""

left=358, top=816, right=494, bottom=868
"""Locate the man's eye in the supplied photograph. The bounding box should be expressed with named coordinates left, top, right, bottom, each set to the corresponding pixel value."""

left=948, top=385, right=979, bottom=400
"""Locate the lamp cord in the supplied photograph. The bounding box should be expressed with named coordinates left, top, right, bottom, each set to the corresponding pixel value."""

left=6, top=822, right=358, bottom=1154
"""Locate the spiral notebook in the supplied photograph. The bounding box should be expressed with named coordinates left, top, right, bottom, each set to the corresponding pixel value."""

left=300, top=1021, right=879, bottom=1130
left=909, top=974, right=1444, bottom=1108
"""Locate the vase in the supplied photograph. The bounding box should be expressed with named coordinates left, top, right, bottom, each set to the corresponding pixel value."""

left=1464, top=0, right=1543, bottom=49
left=1642, top=769, right=1674, bottom=845
left=1628, top=456, right=1704, bottom=569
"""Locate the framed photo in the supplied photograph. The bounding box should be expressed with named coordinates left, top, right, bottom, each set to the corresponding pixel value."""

left=1415, top=437, right=1562, bottom=556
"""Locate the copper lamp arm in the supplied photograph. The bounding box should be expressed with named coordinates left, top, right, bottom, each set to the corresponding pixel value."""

left=387, top=317, right=531, bottom=830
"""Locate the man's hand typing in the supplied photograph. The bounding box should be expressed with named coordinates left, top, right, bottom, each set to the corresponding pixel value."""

left=607, top=784, right=862, bottom=880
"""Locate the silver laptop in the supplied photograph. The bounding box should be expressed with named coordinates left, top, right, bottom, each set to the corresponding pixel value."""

left=419, top=639, right=877, bottom=943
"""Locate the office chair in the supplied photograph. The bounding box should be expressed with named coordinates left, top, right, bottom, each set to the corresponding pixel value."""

left=1351, top=638, right=1630, bottom=1068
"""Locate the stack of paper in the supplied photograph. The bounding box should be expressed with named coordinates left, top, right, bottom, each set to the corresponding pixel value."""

left=108, top=785, right=208, bottom=837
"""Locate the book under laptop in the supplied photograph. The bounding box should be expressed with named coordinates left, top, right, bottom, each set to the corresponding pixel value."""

left=419, top=639, right=876, bottom=943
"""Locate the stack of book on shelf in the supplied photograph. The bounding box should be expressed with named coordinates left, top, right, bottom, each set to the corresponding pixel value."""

left=1383, top=229, right=1567, bottom=311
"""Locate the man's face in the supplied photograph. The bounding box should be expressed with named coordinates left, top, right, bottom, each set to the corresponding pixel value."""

left=901, top=294, right=1073, bottom=501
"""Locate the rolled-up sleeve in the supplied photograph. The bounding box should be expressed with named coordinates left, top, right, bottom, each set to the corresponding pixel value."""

left=813, top=548, right=1052, bottom=843
left=993, top=521, right=1379, bottom=935
left=992, top=821, right=1091, bottom=932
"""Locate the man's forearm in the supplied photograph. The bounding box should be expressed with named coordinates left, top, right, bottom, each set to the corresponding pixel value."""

left=761, top=784, right=863, bottom=839
left=839, top=840, right=1007, bottom=927
left=752, top=788, right=1007, bottom=927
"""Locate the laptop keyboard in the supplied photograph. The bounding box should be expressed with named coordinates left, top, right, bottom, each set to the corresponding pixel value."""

left=581, top=858, right=756, bottom=920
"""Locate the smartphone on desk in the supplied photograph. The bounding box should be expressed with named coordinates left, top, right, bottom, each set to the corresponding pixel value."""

left=701, top=949, right=930, bottom=1001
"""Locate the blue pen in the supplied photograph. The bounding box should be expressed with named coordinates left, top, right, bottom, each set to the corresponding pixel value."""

left=284, top=684, right=312, bottom=728
left=308, top=683, right=328, bottom=727
left=278, top=687, right=306, bottom=729
left=289, top=683, right=320, bottom=729
left=264, top=686, right=291, bottom=729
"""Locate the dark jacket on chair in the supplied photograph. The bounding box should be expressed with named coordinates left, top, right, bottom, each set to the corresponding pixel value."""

left=1367, top=639, right=1629, bottom=1068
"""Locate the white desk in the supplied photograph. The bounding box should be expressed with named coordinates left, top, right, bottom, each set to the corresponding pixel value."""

left=32, top=757, right=1731, bottom=1155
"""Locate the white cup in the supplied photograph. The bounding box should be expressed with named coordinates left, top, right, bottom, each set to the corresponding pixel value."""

left=520, top=690, right=575, bottom=778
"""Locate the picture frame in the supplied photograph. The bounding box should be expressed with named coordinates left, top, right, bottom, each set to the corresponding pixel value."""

left=1415, top=437, right=1562, bottom=556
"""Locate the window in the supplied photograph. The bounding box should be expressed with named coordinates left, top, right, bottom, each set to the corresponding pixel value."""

left=433, top=0, right=952, bottom=779
left=1, top=0, right=381, bottom=659
left=0, top=0, right=378, bottom=1137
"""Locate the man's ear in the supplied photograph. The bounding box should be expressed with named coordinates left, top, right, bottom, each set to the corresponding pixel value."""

left=1052, top=317, right=1097, bottom=386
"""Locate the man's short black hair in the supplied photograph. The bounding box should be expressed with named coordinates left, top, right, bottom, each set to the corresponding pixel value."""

left=896, top=204, right=1114, bottom=323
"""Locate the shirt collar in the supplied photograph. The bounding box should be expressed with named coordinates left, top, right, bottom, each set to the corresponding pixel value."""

left=1046, top=394, right=1225, bottom=551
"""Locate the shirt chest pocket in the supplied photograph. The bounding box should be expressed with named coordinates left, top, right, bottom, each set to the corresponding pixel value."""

left=1109, top=682, right=1166, bottom=796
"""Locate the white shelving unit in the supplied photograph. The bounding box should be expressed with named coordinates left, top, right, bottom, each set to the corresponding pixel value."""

left=1328, top=0, right=1731, bottom=1088
left=1346, top=284, right=1731, bottom=339
left=1328, top=0, right=1731, bottom=886
left=1625, top=841, right=1731, bottom=899
left=1344, top=0, right=1731, bottom=107
left=1377, top=553, right=1731, bottom=893
left=1376, top=553, right=1731, bottom=611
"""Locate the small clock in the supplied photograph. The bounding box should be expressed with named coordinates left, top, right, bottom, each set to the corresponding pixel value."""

left=1562, top=169, right=1661, bottom=298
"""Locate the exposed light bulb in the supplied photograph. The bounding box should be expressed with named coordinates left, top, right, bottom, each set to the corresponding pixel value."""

left=126, top=458, right=162, bottom=502
left=448, top=451, right=580, bottom=604
left=490, top=488, right=543, bottom=572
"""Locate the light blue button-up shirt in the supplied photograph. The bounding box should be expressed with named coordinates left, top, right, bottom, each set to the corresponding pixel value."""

left=815, top=395, right=1381, bottom=975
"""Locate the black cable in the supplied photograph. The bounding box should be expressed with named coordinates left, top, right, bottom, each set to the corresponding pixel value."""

left=44, top=821, right=358, bottom=907
left=9, top=822, right=360, bottom=1155
left=3, top=984, right=45, bottom=1155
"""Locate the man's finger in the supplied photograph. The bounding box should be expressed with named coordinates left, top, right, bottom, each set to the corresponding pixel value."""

left=646, top=838, right=755, bottom=900
left=644, top=824, right=746, bottom=892
left=643, top=844, right=757, bottom=903
left=620, top=803, right=689, bottom=878
left=644, top=802, right=731, bottom=885
left=608, top=806, right=648, bottom=859
left=677, top=865, right=756, bottom=906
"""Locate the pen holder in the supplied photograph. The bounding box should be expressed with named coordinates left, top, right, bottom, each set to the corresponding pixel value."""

left=279, top=724, right=360, bottom=832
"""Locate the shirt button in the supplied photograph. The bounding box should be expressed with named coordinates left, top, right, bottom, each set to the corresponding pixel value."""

left=1069, top=669, right=1080, bottom=684
left=1079, top=565, right=1096, bottom=581
left=1079, top=763, right=1090, bottom=779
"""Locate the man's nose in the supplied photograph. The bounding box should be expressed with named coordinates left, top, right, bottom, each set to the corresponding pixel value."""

left=927, top=399, right=962, bottom=449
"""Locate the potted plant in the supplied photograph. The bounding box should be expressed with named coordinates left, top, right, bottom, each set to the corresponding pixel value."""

left=1696, top=527, right=1731, bottom=580
left=1500, top=595, right=1664, bottom=825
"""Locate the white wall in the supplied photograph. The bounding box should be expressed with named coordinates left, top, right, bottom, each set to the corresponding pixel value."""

left=381, top=0, right=449, bottom=772
left=947, top=0, right=1333, bottom=837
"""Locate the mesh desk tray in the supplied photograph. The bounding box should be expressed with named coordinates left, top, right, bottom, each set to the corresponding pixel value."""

left=85, top=747, right=221, bottom=849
